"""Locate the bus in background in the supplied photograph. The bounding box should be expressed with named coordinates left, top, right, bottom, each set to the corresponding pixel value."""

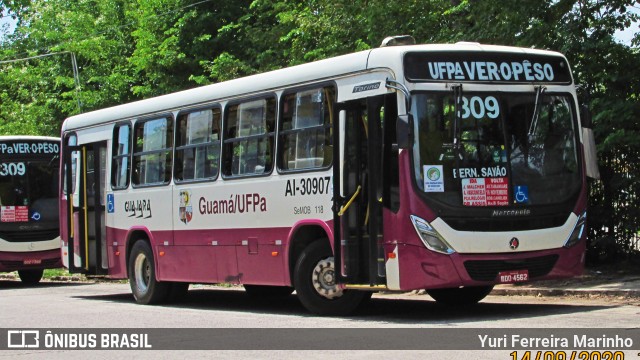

left=0, top=136, right=61, bottom=284
left=60, top=38, right=593, bottom=315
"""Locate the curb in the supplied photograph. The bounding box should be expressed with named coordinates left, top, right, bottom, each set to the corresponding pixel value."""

left=492, top=287, right=640, bottom=298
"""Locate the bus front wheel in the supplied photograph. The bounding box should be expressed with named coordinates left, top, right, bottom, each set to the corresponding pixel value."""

left=426, top=285, right=494, bottom=305
left=293, top=240, right=370, bottom=316
left=18, top=269, right=43, bottom=284
left=128, top=240, right=169, bottom=305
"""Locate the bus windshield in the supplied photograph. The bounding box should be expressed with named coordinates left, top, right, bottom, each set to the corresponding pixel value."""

left=0, top=160, right=59, bottom=222
left=412, top=91, right=581, bottom=207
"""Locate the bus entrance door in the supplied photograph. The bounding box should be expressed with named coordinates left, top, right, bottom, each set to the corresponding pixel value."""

left=334, top=96, right=387, bottom=286
left=64, top=141, right=108, bottom=275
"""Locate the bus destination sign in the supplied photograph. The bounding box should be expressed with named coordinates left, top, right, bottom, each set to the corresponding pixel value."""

left=0, top=140, right=59, bottom=156
left=404, top=51, right=572, bottom=84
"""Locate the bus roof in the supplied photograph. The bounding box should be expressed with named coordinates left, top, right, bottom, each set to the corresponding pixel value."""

left=0, top=135, right=60, bottom=142
left=62, top=43, right=568, bottom=132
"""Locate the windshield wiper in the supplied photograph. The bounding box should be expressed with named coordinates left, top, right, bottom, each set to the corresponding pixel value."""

left=48, top=154, right=60, bottom=166
left=528, top=85, right=547, bottom=141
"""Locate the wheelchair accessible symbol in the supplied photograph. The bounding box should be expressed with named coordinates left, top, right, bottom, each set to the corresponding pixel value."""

left=107, top=193, right=115, bottom=213
left=514, top=185, right=529, bottom=204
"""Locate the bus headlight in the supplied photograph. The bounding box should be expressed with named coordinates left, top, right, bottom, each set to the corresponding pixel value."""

left=410, top=215, right=455, bottom=254
left=564, top=211, right=587, bottom=248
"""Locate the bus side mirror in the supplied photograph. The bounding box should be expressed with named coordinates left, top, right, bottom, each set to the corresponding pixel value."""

left=580, top=105, right=592, bottom=129
left=580, top=105, right=600, bottom=179
left=395, top=114, right=413, bottom=150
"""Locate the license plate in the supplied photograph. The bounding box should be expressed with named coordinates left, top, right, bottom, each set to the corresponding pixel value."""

left=498, top=269, right=529, bottom=283
left=23, top=259, right=42, bottom=265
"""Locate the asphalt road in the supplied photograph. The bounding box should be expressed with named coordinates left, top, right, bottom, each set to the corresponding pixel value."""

left=1, top=280, right=639, bottom=359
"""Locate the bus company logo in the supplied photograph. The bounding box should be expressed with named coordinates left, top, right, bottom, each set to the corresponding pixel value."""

left=199, top=193, right=267, bottom=215
left=179, top=190, right=193, bottom=224
left=509, top=237, right=520, bottom=250
left=491, top=209, right=531, bottom=217
left=124, top=199, right=152, bottom=219
left=352, top=82, right=381, bottom=93
left=8, top=330, right=39, bottom=348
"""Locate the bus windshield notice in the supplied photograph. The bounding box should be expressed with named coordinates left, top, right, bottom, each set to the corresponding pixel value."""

left=404, top=51, right=572, bottom=84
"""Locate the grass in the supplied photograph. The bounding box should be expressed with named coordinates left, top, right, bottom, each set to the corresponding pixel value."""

left=43, top=268, right=72, bottom=278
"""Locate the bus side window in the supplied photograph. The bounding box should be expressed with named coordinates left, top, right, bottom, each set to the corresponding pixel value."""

left=132, top=116, right=173, bottom=186
left=175, top=107, right=221, bottom=182
left=111, top=124, right=131, bottom=189
left=64, top=134, right=78, bottom=196
left=223, top=97, right=276, bottom=177
left=277, top=86, right=334, bottom=171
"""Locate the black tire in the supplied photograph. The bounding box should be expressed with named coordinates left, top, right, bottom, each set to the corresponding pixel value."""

left=128, top=240, right=170, bottom=305
left=18, top=269, right=43, bottom=285
left=426, top=285, right=494, bottom=305
left=243, top=284, right=294, bottom=298
left=293, top=240, right=371, bottom=316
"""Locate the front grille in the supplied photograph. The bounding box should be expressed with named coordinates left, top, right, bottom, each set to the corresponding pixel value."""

left=0, top=229, right=59, bottom=243
left=443, top=214, right=568, bottom=232
left=464, top=254, right=559, bottom=282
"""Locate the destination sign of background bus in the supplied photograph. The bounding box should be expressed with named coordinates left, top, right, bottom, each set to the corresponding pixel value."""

left=59, top=38, right=596, bottom=315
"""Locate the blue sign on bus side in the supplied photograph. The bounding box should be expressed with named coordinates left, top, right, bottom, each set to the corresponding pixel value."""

left=514, top=185, right=529, bottom=204
left=107, top=193, right=115, bottom=213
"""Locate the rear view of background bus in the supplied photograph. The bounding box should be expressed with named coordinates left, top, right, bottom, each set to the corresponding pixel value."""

left=0, top=136, right=61, bottom=284
left=59, top=40, right=592, bottom=315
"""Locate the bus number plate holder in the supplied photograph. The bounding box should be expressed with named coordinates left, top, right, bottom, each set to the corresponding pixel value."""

left=498, top=269, right=528, bottom=283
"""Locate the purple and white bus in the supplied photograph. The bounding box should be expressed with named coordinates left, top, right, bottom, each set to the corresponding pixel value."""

left=60, top=40, right=592, bottom=315
left=0, top=136, right=61, bottom=284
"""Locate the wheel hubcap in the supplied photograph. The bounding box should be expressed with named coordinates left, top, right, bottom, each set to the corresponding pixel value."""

left=311, top=257, right=343, bottom=299
left=134, top=253, right=150, bottom=294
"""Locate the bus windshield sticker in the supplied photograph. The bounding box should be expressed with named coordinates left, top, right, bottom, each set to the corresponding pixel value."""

left=514, top=185, right=530, bottom=204
left=462, top=177, right=509, bottom=206
left=179, top=190, right=193, bottom=224
left=453, top=166, right=507, bottom=179
left=1, top=206, right=29, bottom=222
left=423, top=165, right=444, bottom=192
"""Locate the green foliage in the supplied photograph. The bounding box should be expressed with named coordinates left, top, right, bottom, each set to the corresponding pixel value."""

left=0, top=0, right=639, bottom=261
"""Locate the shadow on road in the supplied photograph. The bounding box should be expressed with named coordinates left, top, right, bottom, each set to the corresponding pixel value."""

left=72, top=286, right=613, bottom=324
left=0, top=279, right=92, bottom=289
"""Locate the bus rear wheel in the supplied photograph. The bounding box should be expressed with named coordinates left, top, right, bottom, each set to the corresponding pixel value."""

left=18, top=269, right=43, bottom=284
left=293, top=240, right=370, bottom=316
left=426, top=285, right=494, bottom=305
left=128, top=240, right=169, bottom=305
